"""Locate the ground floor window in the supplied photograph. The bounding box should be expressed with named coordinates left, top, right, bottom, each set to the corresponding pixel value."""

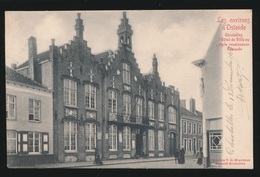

left=85, top=123, right=96, bottom=151
left=64, top=121, right=77, bottom=152
left=148, top=129, right=155, bottom=150
left=7, top=130, right=17, bottom=154
left=28, top=132, right=41, bottom=154
left=209, top=131, right=222, bottom=150
left=109, top=125, right=117, bottom=150
left=198, top=139, right=202, bottom=150
left=188, top=138, right=192, bottom=151
left=123, top=126, right=131, bottom=150
left=158, top=131, right=164, bottom=150
left=183, top=138, right=187, bottom=151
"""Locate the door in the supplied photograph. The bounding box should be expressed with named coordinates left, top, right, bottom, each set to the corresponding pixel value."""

left=136, top=132, right=142, bottom=155
left=193, top=138, right=197, bottom=155
left=169, top=132, right=175, bottom=156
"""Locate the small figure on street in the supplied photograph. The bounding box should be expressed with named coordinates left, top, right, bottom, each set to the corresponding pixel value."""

left=174, top=149, right=179, bottom=164
left=94, top=154, right=103, bottom=165
left=196, top=147, right=203, bottom=165
left=178, top=148, right=185, bottom=164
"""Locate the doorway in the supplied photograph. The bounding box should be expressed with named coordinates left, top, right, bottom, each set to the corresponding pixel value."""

left=136, top=129, right=143, bottom=156
left=169, top=132, right=175, bottom=156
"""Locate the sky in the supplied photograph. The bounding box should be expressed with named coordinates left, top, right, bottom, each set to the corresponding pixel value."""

left=5, top=10, right=220, bottom=111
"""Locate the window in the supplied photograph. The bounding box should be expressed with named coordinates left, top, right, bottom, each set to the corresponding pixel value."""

left=123, top=63, right=131, bottom=84
left=85, top=84, right=96, bottom=109
left=183, top=121, right=187, bottom=134
left=188, top=122, right=192, bottom=134
left=148, top=129, right=155, bottom=150
left=198, top=124, right=202, bottom=135
left=6, top=95, right=16, bottom=120
left=64, top=79, right=77, bottom=106
left=183, top=139, right=187, bottom=151
left=7, top=130, right=17, bottom=154
left=209, top=131, right=222, bottom=150
left=123, top=126, right=131, bottom=150
left=29, top=99, right=41, bottom=122
left=158, top=131, right=164, bottom=150
left=148, top=101, right=154, bottom=119
left=109, top=125, right=117, bottom=150
left=136, top=98, right=142, bottom=122
left=64, top=121, right=77, bottom=151
left=123, top=94, right=131, bottom=120
left=193, top=123, right=197, bottom=134
left=42, top=133, right=49, bottom=153
left=28, top=132, right=41, bottom=154
left=158, top=103, right=164, bottom=121
left=168, top=107, right=176, bottom=123
left=108, top=90, right=117, bottom=113
left=85, top=123, right=96, bottom=151
left=188, top=139, right=192, bottom=151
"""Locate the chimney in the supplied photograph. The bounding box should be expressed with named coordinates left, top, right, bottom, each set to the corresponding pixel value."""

left=11, top=63, right=17, bottom=70
left=189, top=98, right=196, bottom=113
left=180, top=100, right=186, bottom=108
left=28, top=36, right=37, bottom=80
left=152, top=54, right=158, bottom=73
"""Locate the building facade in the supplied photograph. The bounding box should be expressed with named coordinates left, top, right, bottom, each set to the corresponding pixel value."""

left=192, top=25, right=223, bottom=167
left=180, top=98, right=202, bottom=156
left=15, top=12, right=180, bottom=163
left=6, top=66, right=53, bottom=166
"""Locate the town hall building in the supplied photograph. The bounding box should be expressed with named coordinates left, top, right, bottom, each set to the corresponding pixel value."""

left=13, top=12, right=181, bottom=163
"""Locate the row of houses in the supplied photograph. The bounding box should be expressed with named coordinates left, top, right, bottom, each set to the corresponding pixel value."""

left=6, top=12, right=202, bottom=166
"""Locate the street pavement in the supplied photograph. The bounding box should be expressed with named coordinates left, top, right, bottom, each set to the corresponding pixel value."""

left=10, top=156, right=204, bottom=169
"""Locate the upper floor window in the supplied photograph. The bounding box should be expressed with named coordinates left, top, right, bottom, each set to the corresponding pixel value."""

left=108, top=90, right=117, bottom=113
left=158, top=103, right=164, bottom=121
left=136, top=98, right=143, bottom=118
left=29, top=99, right=41, bottom=122
left=85, top=84, right=96, bottom=109
left=148, top=101, right=154, bottom=120
left=6, top=95, right=16, bottom=120
left=188, top=122, right=192, bottom=134
left=183, top=121, right=187, bottom=134
left=168, top=107, right=176, bottom=123
left=123, top=94, right=131, bottom=116
left=198, top=124, right=202, bottom=135
left=64, top=79, right=77, bottom=106
left=193, top=123, right=197, bottom=134
left=123, top=63, right=131, bottom=85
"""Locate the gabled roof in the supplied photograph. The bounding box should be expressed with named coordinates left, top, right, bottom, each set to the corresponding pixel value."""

left=16, top=51, right=49, bottom=70
left=6, top=66, right=47, bottom=89
left=180, top=106, right=202, bottom=118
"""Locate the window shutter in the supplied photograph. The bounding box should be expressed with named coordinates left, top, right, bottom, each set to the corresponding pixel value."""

left=20, top=131, right=28, bottom=154
left=42, top=132, right=49, bottom=154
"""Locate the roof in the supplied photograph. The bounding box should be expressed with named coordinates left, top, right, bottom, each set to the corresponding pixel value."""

left=6, top=66, right=47, bottom=89
left=180, top=106, right=202, bottom=118
left=16, top=51, right=49, bottom=69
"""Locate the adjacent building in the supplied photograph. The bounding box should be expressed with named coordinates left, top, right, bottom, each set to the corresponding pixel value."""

left=180, top=98, right=202, bottom=156
left=192, top=25, right=223, bottom=167
left=14, top=12, right=181, bottom=163
left=6, top=66, right=53, bottom=166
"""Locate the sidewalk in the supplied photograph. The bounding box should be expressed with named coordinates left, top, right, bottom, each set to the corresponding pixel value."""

left=10, top=156, right=198, bottom=169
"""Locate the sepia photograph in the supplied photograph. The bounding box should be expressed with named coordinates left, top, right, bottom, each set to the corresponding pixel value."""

left=5, top=10, right=253, bottom=169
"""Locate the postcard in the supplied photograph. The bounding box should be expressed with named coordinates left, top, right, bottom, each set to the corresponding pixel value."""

left=5, top=10, right=253, bottom=169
